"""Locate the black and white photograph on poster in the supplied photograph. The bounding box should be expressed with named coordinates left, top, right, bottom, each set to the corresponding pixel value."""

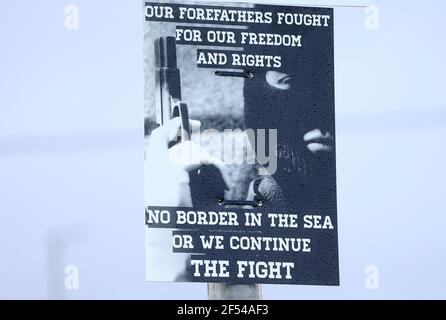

left=143, top=0, right=339, bottom=285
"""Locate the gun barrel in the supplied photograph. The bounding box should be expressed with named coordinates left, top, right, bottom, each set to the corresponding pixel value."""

left=157, top=36, right=178, bottom=69
left=155, top=37, right=182, bottom=126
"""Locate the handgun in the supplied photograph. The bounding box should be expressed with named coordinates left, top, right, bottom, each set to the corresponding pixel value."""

left=154, top=36, right=228, bottom=205
left=155, top=36, right=191, bottom=146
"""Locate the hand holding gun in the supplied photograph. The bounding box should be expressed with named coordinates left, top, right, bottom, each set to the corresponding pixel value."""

left=146, top=36, right=229, bottom=207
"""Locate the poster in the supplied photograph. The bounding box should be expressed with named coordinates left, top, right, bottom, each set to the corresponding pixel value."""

left=143, top=0, right=339, bottom=285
